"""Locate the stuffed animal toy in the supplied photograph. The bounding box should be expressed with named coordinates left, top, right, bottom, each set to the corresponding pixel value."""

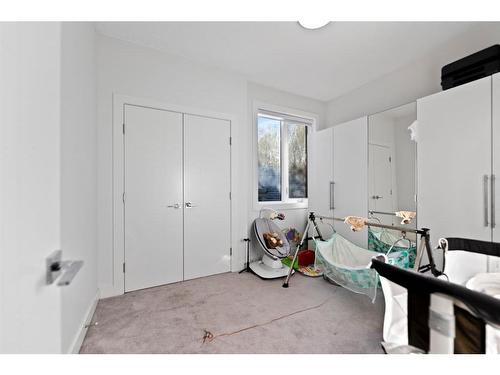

left=263, top=232, right=283, bottom=249
left=344, top=216, right=367, bottom=232
left=395, top=211, right=416, bottom=225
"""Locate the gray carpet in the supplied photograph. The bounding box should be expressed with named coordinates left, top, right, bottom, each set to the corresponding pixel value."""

left=80, top=272, right=385, bottom=354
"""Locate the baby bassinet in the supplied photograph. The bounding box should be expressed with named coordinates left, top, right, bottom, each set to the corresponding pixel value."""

left=368, top=227, right=416, bottom=269
left=314, top=233, right=382, bottom=302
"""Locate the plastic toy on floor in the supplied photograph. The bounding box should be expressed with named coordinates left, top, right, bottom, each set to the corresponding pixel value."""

left=282, top=248, right=324, bottom=278
left=280, top=226, right=324, bottom=278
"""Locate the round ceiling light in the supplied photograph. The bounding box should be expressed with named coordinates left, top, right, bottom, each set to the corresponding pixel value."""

left=298, top=20, right=330, bottom=30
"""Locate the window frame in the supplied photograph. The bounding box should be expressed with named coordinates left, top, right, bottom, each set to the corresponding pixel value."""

left=253, top=101, right=317, bottom=210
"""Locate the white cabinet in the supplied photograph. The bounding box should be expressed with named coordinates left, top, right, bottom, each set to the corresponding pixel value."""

left=333, top=117, right=368, bottom=248
left=417, top=76, right=496, bottom=281
left=417, top=77, right=492, bottom=241
left=492, top=74, right=500, bottom=272
left=309, top=127, right=334, bottom=218
left=309, top=118, right=368, bottom=247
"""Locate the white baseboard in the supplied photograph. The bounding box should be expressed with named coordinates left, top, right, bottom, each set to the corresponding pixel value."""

left=68, top=290, right=100, bottom=354
left=99, top=283, right=123, bottom=299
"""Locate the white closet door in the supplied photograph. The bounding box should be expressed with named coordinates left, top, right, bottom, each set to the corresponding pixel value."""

left=492, top=73, right=500, bottom=272
left=183, top=114, right=231, bottom=280
left=309, top=127, right=334, bottom=218
left=124, top=105, right=184, bottom=292
left=369, top=144, right=394, bottom=225
left=417, top=77, right=491, bottom=282
left=333, top=117, right=368, bottom=248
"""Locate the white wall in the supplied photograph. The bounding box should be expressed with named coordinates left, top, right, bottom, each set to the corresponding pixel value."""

left=0, top=22, right=63, bottom=353
left=60, top=22, right=98, bottom=353
left=96, top=35, right=326, bottom=296
left=97, top=23, right=500, bottom=295
left=246, top=83, right=326, bottom=259
left=326, top=22, right=500, bottom=127
left=96, top=35, right=248, bottom=296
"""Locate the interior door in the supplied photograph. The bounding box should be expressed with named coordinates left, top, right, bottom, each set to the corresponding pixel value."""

left=183, top=114, right=231, bottom=280
left=124, top=105, right=184, bottom=292
left=0, top=23, right=63, bottom=353
left=333, top=117, right=368, bottom=248
left=417, top=76, right=491, bottom=281
left=369, top=144, right=394, bottom=225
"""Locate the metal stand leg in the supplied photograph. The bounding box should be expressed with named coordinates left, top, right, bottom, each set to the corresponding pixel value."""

left=282, top=214, right=314, bottom=288
left=239, top=238, right=251, bottom=273
left=416, top=228, right=444, bottom=277
left=414, top=237, right=426, bottom=272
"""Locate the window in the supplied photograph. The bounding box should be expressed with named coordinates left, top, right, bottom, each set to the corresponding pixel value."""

left=257, top=111, right=309, bottom=204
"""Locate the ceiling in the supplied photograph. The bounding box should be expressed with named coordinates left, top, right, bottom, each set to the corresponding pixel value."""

left=95, top=22, right=477, bottom=102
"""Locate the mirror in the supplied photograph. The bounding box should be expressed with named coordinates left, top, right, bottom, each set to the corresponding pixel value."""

left=368, top=102, right=417, bottom=229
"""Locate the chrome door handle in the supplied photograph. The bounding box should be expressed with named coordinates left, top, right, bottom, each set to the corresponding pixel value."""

left=185, top=202, right=197, bottom=208
left=484, top=174, right=489, bottom=227
left=167, top=203, right=180, bottom=209
left=492, top=174, right=496, bottom=229
left=371, top=195, right=383, bottom=200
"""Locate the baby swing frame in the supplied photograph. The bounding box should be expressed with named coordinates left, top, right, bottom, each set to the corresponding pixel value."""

left=282, top=212, right=444, bottom=288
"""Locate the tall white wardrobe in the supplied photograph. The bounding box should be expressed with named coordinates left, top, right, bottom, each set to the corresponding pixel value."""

left=417, top=73, right=500, bottom=282
left=123, top=104, right=231, bottom=292
left=310, top=117, right=368, bottom=247
left=311, top=73, right=500, bottom=281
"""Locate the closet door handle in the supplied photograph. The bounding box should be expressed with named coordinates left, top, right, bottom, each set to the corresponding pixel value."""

left=329, top=182, right=335, bottom=210
left=484, top=174, right=489, bottom=227
left=185, top=202, right=197, bottom=208
left=492, top=174, right=496, bottom=229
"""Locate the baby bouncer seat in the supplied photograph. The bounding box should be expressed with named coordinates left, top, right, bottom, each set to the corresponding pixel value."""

left=250, top=212, right=293, bottom=279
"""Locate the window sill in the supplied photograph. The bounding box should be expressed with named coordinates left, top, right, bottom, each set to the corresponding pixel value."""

left=254, top=200, right=309, bottom=211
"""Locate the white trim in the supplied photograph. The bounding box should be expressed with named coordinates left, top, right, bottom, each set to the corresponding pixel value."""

left=252, top=100, right=317, bottom=211
left=259, top=108, right=314, bottom=125
left=112, top=94, right=238, bottom=297
left=68, top=290, right=100, bottom=354
left=253, top=101, right=320, bottom=126
left=98, top=284, right=116, bottom=299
